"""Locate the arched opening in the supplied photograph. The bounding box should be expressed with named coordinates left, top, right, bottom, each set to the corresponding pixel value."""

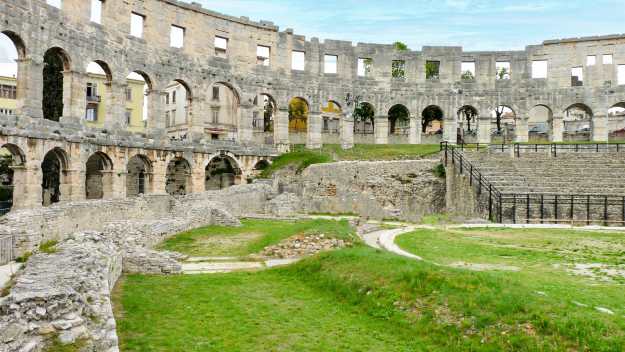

left=0, top=32, right=24, bottom=118
left=254, top=159, right=270, bottom=172
left=42, top=47, right=71, bottom=122
left=288, top=97, right=309, bottom=134
left=85, top=152, right=113, bottom=200
left=563, top=103, right=593, bottom=141
left=490, top=105, right=516, bottom=143
left=253, top=94, right=275, bottom=133
left=422, top=105, right=444, bottom=134
left=0, top=144, right=25, bottom=215
left=41, top=147, right=68, bottom=206
left=165, top=157, right=191, bottom=196
left=164, top=80, right=192, bottom=139
left=205, top=156, right=241, bottom=190
left=126, top=71, right=152, bottom=131
left=321, top=100, right=342, bottom=134
left=84, top=61, right=112, bottom=126
left=528, top=105, right=552, bottom=142
left=354, top=102, right=375, bottom=135
left=457, top=105, right=478, bottom=143
left=388, top=104, right=410, bottom=135
left=608, top=103, right=625, bottom=142
left=126, top=154, right=152, bottom=197
left=207, top=82, right=239, bottom=140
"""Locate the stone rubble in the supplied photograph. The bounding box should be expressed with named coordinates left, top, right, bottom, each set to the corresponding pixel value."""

left=260, top=234, right=352, bottom=259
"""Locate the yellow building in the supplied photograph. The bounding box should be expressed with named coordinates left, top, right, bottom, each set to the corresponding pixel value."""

left=84, top=73, right=147, bottom=132
left=0, top=76, right=17, bottom=116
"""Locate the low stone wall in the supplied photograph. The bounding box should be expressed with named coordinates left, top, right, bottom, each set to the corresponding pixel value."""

left=295, top=160, right=446, bottom=222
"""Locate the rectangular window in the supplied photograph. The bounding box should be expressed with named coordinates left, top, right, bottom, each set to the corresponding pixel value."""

left=212, top=86, right=220, bottom=101
left=126, top=87, right=132, bottom=101
left=618, top=65, right=625, bottom=85
left=0, top=85, right=16, bottom=99
left=215, top=36, right=228, bottom=57
left=85, top=106, right=97, bottom=121
left=571, top=66, right=584, bottom=86
left=165, top=111, right=170, bottom=127
left=165, top=94, right=169, bottom=105
left=324, top=55, right=338, bottom=74
left=357, top=58, right=372, bottom=77
left=425, top=61, right=440, bottom=80
left=170, top=25, right=184, bottom=48
left=604, top=54, right=613, bottom=65
left=90, top=0, right=103, bottom=24
left=171, top=109, right=176, bottom=125
left=86, top=82, right=98, bottom=99
left=212, top=109, right=219, bottom=124
left=586, top=55, right=596, bottom=66
left=130, top=13, right=144, bottom=38
left=532, top=60, right=548, bottom=79
left=125, top=110, right=132, bottom=125
left=461, top=61, right=476, bottom=80
left=291, top=51, right=305, bottom=71
left=46, top=0, right=61, bottom=9
left=257, top=45, right=270, bottom=66
left=496, top=61, right=511, bottom=80
left=172, top=91, right=176, bottom=104
left=392, top=60, right=406, bottom=79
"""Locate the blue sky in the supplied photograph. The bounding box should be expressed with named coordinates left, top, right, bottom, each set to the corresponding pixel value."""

left=0, top=0, right=623, bottom=76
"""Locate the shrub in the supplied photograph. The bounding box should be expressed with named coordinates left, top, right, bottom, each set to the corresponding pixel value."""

left=39, top=240, right=59, bottom=254
left=433, top=164, right=446, bottom=178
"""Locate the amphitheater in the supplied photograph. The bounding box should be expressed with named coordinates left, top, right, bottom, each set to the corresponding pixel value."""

left=0, top=0, right=625, bottom=351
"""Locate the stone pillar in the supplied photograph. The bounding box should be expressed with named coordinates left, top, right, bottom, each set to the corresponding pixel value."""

left=340, top=114, right=355, bottom=150
left=151, top=159, right=168, bottom=195
left=516, top=117, right=529, bottom=143
left=146, top=89, right=166, bottom=136
left=409, top=116, right=421, bottom=144
left=443, top=117, right=458, bottom=143
left=15, top=57, right=44, bottom=119
left=103, top=80, right=126, bottom=131
left=375, top=116, right=389, bottom=144
left=64, top=169, right=84, bottom=202
left=62, top=70, right=85, bottom=125
left=551, top=116, right=564, bottom=142
left=191, top=156, right=206, bottom=194
left=11, top=164, right=42, bottom=210
left=187, top=96, right=204, bottom=142
left=306, top=111, right=322, bottom=149
left=101, top=170, right=116, bottom=199
left=238, top=103, right=254, bottom=143
left=592, top=114, right=609, bottom=142
left=477, top=116, right=491, bottom=144
left=274, top=107, right=290, bottom=151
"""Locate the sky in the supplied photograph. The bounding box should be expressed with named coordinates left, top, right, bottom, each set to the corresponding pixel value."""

left=1, top=0, right=624, bottom=77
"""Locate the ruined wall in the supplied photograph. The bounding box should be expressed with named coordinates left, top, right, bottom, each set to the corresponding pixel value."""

left=295, top=160, right=446, bottom=222
left=445, top=163, right=489, bottom=220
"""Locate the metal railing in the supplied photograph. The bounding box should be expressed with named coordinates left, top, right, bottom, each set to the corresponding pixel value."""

left=441, top=141, right=625, bottom=225
left=488, top=142, right=625, bottom=157
left=0, top=235, right=14, bottom=266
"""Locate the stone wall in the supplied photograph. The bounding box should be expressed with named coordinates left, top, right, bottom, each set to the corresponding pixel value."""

left=292, top=160, right=446, bottom=222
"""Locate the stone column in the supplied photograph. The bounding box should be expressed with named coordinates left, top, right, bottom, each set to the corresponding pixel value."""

left=62, top=70, right=85, bottom=125
left=477, top=116, right=491, bottom=144
left=340, top=113, right=355, bottom=149
left=409, top=116, right=421, bottom=144
left=100, top=170, right=116, bottom=199
left=64, top=169, right=84, bottom=202
left=551, top=116, right=564, bottom=142
left=151, top=159, right=168, bottom=195
left=592, top=114, right=609, bottom=142
left=274, top=107, right=290, bottom=151
left=146, top=89, right=166, bottom=137
left=306, top=111, right=322, bottom=149
left=443, top=117, right=458, bottom=143
left=515, top=117, right=529, bottom=143
left=103, top=79, right=126, bottom=131
left=15, top=57, right=44, bottom=119
left=187, top=96, right=205, bottom=142
left=11, top=164, right=42, bottom=210
left=375, top=116, right=389, bottom=144
left=238, top=103, right=254, bottom=143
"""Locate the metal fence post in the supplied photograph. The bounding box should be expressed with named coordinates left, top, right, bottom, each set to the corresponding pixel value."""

left=604, top=196, right=609, bottom=226
left=587, top=195, right=591, bottom=226
left=554, top=195, right=559, bottom=224
left=488, top=185, right=493, bottom=221
left=526, top=194, right=530, bottom=224
left=512, top=195, right=516, bottom=224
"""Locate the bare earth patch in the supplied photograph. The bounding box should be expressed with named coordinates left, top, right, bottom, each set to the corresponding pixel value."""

left=449, top=261, right=521, bottom=272
left=566, top=263, right=625, bottom=283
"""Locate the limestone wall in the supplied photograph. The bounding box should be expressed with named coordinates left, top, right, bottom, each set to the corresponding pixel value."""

left=294, top=160, right=446, bottom=222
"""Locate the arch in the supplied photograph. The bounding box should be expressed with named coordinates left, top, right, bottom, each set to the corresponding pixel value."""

left=288, top=97, right=309, bottom=133
left=354, top=102, right=375, bottom=134
left=126, top=154, right=152, bottom=197
left=126, top=71, right=153, bottom=129
left=457, top=105, right=478, bottom=133
left=253, top=159, right=270, bottom=171
left=205, top=155, right=242, bottom=190
left=85, top=151, right=114, bottom=200
left=321, top=100, right=342, bottom=134
left=608, top=102, right=625, bottom=141
left=422, top=105, right=444, bottom=134
left=528, top=104, right=553, bottom=142
left=41, top=147, right=69, bottom=206
left=388, top=104, right=410, bottom=135
left=253, top=93, right=276, bottom=133
left=208, top=82, right=240, bottom=139
left=85, top=61, right=113, bottom=125
left=165, top=157, right=191, bottom=196
left=0, top=143, right=25, bottom=215
left=164, top=79, right=192, bottom=134
left=86, top=60, right=112, bottom=82
left=563, top=103, right=593, bottom=141
left=0, top=31, right=26, bottom=59
left=42, top=47, right=71, bottom=122
left=490, top=105, right=517, bottom=142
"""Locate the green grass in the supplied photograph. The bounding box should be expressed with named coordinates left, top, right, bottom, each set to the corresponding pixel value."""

left=39, top=240, right=58, bottom=254
left=261, top=144, right=441, bottom=177
left=116, top=241, right=625, bottom=351
left=43, top=337, right=88, bottom=352
left=157, top=219, right=357, bottom=257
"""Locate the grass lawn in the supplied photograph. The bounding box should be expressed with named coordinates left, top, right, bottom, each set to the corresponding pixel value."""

left=261, top=144, right=440, bottom=177
left=157, top=218, right=356, bottom=257
left=117, top=227, right=625, bottom=351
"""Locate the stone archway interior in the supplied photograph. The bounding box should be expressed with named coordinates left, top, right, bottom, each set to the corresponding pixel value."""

left=126, top=156, right=149, bottom=197
left=42, top=150, right=62, bottom=206
left=205, top=157, right=237, bottom=190
left=166, top=158, right=190, bottom=196
left=86, top=153, right=111, bottom=200
left=0, top=147, right=15, bottom=214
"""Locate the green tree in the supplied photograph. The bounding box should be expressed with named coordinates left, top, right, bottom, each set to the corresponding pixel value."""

left=392, top=60, right=406, bottom=79
left=496, top=67, right=510, bottom=80
left=459, top=106, right=477, bottom=132
left=42, top=50, right=65, bottom=122
left=353, top=102, right=375, bottom=122
left=461, top=70, right=475, bottom=81
left=426, top=61, right=440, bottom=80
left=393, top=41, right=409, bottom=51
